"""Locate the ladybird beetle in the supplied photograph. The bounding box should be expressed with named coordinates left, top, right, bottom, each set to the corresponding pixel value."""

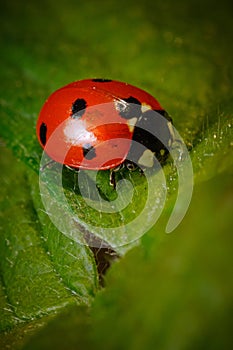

left=36, top=78, right=173, bottom=186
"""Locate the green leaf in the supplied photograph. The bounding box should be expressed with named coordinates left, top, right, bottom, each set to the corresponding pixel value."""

left=90, top=173, right=233, bottom=350
left=0, top=147, right=98, bottom=347
left=22, top=305, right=92, bottom=350
left=22, top=172, right=233, bottom=350
left=21, top=173, right=233, bottom=350
left=0, top=0, right=233, bottom=348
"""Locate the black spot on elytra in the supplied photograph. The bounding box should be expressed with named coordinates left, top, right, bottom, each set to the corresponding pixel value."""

left=116, top=96, right=142, bottom=119
left=92, top=78, right=112, bottom=82
left=71, top=98, right=87, bottom=118
left=39, top=122, right=47, bottom=146
left=83, top=144, right=96, bottom=160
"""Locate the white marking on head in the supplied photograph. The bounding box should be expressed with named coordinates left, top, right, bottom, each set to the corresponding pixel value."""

left=141, top=103, right=152, bottom=113
left=138, top=149, right=154, bottom=167
left=63, top=119, right=97, bottom=145
left=127, top=117, right=138, bottom=132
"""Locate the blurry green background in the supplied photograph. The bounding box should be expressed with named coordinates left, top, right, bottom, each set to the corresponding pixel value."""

left=0, top=0, right=233, bottom=349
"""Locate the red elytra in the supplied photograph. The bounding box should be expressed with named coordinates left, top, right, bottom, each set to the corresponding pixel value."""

left=36, top=79, right=164, bottom=170
left=63, top=79, right=163, bottom=111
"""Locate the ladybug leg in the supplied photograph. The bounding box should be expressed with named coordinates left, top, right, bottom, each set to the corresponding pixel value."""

left=109, top=169, right=116, bottom=189
left=125, top=160, right=137, bottom=171
left=125, top=160, right=144, bottom=177
left=109, top=164, right=124, bottom=189
left=65, top=165, right=80, bottom=172
left=39, top=159, right=56, bottom=172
